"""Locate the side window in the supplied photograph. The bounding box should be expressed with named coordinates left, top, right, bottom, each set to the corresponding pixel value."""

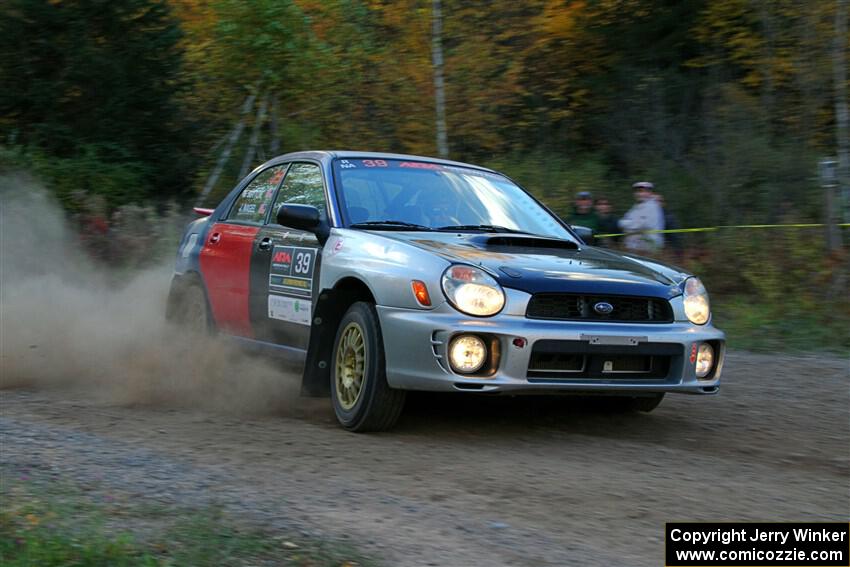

left=271, top=163, right=326, bottom=221
left=227, top=165, right=287, bottom=223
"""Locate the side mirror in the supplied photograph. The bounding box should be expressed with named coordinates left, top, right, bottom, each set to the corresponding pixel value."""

left=276, top=204, right=329, bottom=243
left=570, top=224, right=595, bottom=245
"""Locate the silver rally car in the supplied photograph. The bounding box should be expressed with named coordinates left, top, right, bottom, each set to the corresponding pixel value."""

left=168, top=151, right=725, bottom=431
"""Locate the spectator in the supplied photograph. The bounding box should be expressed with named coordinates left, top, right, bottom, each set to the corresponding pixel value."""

left=656, top=194, right=683, bottom=260
left=619, top=181, right=664, bottom=251
left=567, top=191, right=599, bottom=233
left=594, top=196, right=620, bottom=245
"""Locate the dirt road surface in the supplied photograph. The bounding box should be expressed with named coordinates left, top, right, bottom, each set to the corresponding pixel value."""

left=1, top=352, right=848, bottom=566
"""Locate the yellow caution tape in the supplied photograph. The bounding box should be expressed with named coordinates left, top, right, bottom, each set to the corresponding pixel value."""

left=594, top=223, right=850, bottom=239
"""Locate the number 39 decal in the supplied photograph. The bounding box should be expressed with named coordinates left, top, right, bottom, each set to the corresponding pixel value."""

left=294, top=251, right=312, bottom=275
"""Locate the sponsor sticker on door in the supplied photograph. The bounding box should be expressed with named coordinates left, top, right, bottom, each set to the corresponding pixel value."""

left=268, top=294, right=311, bottom=326
left=269, top=245, right=315, bottom=297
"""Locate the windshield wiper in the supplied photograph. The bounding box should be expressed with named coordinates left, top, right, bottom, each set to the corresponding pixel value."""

left=349, top=220, right=431, bottom=231
left=437, top=224, right=530, bottom=234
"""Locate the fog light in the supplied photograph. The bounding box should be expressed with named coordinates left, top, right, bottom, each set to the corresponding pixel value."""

left=695, top=343, right=715, bottom=378
left=449, top=335, right=487, bottom=374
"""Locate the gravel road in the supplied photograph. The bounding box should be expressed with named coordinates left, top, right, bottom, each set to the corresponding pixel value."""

left=1, top=351, right=848, bottom=566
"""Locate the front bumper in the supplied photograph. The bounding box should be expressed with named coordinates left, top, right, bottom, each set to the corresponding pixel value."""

left=377, top=299, right=725, bottom=395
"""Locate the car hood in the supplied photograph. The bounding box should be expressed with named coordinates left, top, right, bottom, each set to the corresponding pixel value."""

left=373, top=232, right=686, bottom=299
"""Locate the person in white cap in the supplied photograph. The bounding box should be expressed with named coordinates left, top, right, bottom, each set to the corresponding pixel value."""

left=619, top=181, right=664, bottom=251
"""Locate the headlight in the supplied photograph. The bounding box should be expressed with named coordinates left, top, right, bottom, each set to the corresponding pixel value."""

left=441, top=265, right=505, bottom=317
left=683, top=277, right=710, bottom=325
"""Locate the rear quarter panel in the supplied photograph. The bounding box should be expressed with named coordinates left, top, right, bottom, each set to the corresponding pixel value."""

left=173, top=216, right=212, bottom=276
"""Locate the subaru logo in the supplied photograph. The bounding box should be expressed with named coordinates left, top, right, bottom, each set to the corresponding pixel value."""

left=593, top=302, right=614, bottom=315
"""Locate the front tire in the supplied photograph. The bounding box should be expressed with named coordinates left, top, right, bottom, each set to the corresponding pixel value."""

left=604, top=393, right=665, bottom=413
left=629, top=393, right=664, bottom=412
left=330, top=302, right=406, bottom=432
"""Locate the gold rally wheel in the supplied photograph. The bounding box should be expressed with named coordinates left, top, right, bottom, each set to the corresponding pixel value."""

left=330, top=302, right=406, bottom=432
left=335, top=322, right=366, bottom=410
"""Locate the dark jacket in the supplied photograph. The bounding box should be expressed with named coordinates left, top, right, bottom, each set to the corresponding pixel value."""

left=663, top=210, right=682, bottom=251
left=568, top=208, right=599, bottom=233
left=596, top=214, right=619, bottom=236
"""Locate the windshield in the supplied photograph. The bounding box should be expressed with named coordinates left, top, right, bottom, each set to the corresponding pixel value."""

left=332, top=158, right=574, bottom=240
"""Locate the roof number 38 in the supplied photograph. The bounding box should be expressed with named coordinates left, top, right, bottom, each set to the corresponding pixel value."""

left=362, top=159, right=388, bottom=167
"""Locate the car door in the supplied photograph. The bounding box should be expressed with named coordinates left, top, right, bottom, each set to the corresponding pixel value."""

left=199, top=165, right=286, bottom=338
left=250, top=162, right=327, bottom=349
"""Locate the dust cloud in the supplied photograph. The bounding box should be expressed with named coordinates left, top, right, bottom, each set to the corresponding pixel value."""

left=0, top=174, right=303, bottom=415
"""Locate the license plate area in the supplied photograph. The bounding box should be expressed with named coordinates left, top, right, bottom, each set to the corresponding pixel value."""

left=580, top=334, right=647, bottom=346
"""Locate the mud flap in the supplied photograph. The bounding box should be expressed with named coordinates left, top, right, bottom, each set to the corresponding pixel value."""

left=300, top=290, right=334, bottom=397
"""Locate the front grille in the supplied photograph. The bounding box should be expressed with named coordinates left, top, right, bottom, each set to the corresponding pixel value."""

left=527, top=340, right=682, bottom=381
left=526, top=293, right=673, bottom=323
left=528, top=352, right=671, bottom=380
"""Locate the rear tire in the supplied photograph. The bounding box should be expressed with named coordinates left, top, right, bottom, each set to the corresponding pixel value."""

left=330, top=302, right=406, bottom=432
left=176, top=281, right=211, bottom=336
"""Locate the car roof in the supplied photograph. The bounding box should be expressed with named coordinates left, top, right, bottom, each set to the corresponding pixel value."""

left=264, top=150, right=499, bottom=174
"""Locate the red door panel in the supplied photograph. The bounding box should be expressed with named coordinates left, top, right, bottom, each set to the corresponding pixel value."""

left=199, top=222, right=259, bottom=337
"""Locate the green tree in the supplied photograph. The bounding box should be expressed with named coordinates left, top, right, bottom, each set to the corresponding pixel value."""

left=0, top=0, right=194, bottom=203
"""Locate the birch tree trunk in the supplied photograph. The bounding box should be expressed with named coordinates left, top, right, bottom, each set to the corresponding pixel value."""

left=834, top=0, right=849, bottom=230
left=194, top=92, right=257, bottom=209
left=827, top=0, right=848, bottom=295
left=238, top=92, right=269, bottom=179
left=755, top=0, right=775, bottom=121
left=431, top=0, right=448, bottom=158
left=269, top=94, right=281, bottom=156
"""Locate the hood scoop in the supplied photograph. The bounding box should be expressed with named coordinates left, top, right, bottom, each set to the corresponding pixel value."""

left=471, top=235, right=579, bottom=251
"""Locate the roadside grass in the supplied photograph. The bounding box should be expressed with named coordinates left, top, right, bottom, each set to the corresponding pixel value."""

left=714, top=298, right=850, bottom=354
left=0, top=471, right=372, bottom=567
